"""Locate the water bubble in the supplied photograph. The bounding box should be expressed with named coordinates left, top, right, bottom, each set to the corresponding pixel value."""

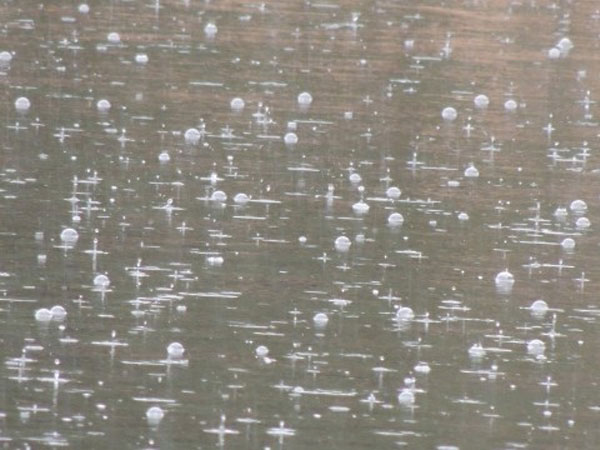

left=158, top=151, right=170, bottom=163
left=60, top=228, right=79, bottom=243
left=233, top=193, right=250, bottom=205
left=135, top=53, right=148, bottom=64
left=167, top=342, right=185, bottom=358
left=556, top=37, right=573, bottom=53
left=334, top=236, right=351, bottom=252
left=0, top=51, right=12, bottom=63
left=230, top=97, right=245, bottom=110
left=298, top=236, right=307, bottom=244
left=396, top=306, right=414, bottom=321
left=457, top=212, right=469, bottom=221
left=576, top=217, right=590, bottom=229
left=464, top=164, right=479, bottom=178
left=504, top=99, right=518, bottom=111
left=441, top=106, right=457, bottom=121
left=468, top=343, right=486, bottom=359
left=210, top=190, right=227, bottom=202
left=15, top=97, right=31, bottom=112
left=569, top=199, right=587, bottom=212
left=206, top=255, right=224, bottom=266
left=204, top=22, right=218, bottom=36
left=96, top=99, right=111, bottom=112
left=561, top=238, right=575, bottom=250
left=255, top=345, right=269, bottom=357
left=352, top=200, right=370, bottom=214
left=284, top=132, right=298, bottom=145
left=93, top=274, right=110, bottom=288
left=184, top=128, right=201, bottom=144
left=474, top=94, right=489, bottom=108
left=548, top=47, right=561, bottom=59
left=414, top=362, right=431, bottom=374
left=386, top=187, right=401, bottom=199
left=349, top=173, right=362, bottom=184
left=107, top=32, right=121, bottom=43
left=313, top=313, right=329, bottom=327
left=530, top=299, right=548, bottom=318
left=297, top=92, right=313, bottom=106
left=495, top=270, right=514, bottom=287
left=78, top=3, right=90, bottom=14
left=388, top=212, right=404, bottom=226
left=50, top=305, right=67, bottom=320
left=527, top=339, right=546, bottom=356
left=35, top=308, right=53, bottom=322
left=397, top=389, right=415, bottom=405
left=146, top=406, right=165, bottom=425
left=554, top=207, right=568, bottom=218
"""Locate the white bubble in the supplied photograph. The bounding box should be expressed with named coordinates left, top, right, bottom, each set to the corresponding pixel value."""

left=527, top=339, right=545, bottom=355
left=158, top=151, right=170, bottom=163
left=468, top=343, right=486, bottom=359
left=35, top=308, right=53, bottom=322
left=561, top=237, right=575, bottom=249
left=210, top=190, right=227, bottom=202
left=167, top=342, right=185, bottom=357
left=50, top=305, right=67, bottom=320
left=396, top=306, right=414, bottom=321
left=206, top=255, right=224, bottom=266
left=135, top=53, right=148, bottom=64
left=457, top=212, right=469, bottom=221
left=334, top=236, right=351, bottom=252
left=298, top=235, right=307, bottom=244
left=556, top=37, right=573, bottom=53
left=569, top=199, right=587, bottom=212
left=204, top=22, right=218, bottom=36
left=297, top=92, right=313, bottom=106
left=233, top=193, right=250, bottom=205
left=414, top=362, right=431, bottom=374
left=474, top=94, right=489, bottom=108
left=146, top=406, right=165, bottom=424
left=284, top=132, right=298, bottom=145
left=96, top=99, right=111, bottom=112
left=15, top=97, right=31, bottom=111
left=78, top=3, right=90, bottom=14
left=397, top=388, right=415, bottom=405
left=554, top=207, right=568, bottom=218
left=386, top=186, right=401, bottom=199
left=352, top=200, right=370, bottom=214
left=530, top=299, right=548, bottom=317
left=184, top=128, right=201, bottom=144
left=313, top=312, right=329, bottom=326
left=230, top=97, right=245, bottom=110
left=255, top=345, right=269, bottom=357
left=504, top=99, right=518, bottom=111
left=464, top=164, right=479, bottom=178
left=107, top=32, right=121, bottom=43
left=0, top=51, right=13, bottom=62
left=495, top=269, right=514, bottom=287
left=60, top=228, right=79, bottom=242
left=576, top=217, right=590, bottom=229
left=93, top=274, right=110, bottom=288
left=388, top=212, right=404, bottom=226
left=548, top=47, right=561, bottom=59
left=441, top=106, right=457, bottom=121
left=349, top=173, right=362, bottom=184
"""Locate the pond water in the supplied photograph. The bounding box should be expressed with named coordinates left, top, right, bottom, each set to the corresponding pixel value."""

left=1, top=0, right=600, bottom=448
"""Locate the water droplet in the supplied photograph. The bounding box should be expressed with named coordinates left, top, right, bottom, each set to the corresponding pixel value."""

left=146, top=406, right=165, bottom=425
left=284, top=132, right=298, bottom=145
left=167, top=342, right=185, bottom=358
left=441, top=106, right=457, bottom=121
left=210, top=190, right=227, bottom=202
left=548, top=47, right=561, bottom=59
left=184, top=128, right=201, bottom=144
left=255, top=345, right=269, bottom=357
left=527, top=339, right=546, bottom=356
left=474, top=94, right=489, bottom=108
left=397, top=388, right=415, bottom=405
left=504, top=99, right=518, bottom=111
left=561, top=238, right=575, bottom=249
left=334, top=236, right=351, bottom=252
left=530, top=299, right=548, bottom=318
left=78, top=3, right=90, bottom=14
left=93, top=274, right=110, bottom=288
left=15, top=97, right=31, bottom=112
left=386, top=187, right=401, bottom=199
left=204, top=22, right=218, bottom=36
left=297, top=92, right=313, bottom=106
left=233, top=193, right=249, bottom=205
left=388, top=212, right=404, bottom=226
left=464, top=164, right=479, bottom=178
left=570, top=199, right=587, bottom=212
left=50, top=305, right=67, bottom=320
left=96, top=99, right=111, bottom=112
left=35, top=308, right=53, bottom=322
left=158, top=151, right=170, bottom=163
left=107, top=32, right=121, bottom=43
left=0, top=51, right=12, bottom=63
left=468, top=343, right=486, bottom=359
left=352, top=200, right=370, bottom=214
left=230, top=97, right=245, bottom=110
left=313, top=312, right=329, bottom=327
left=60, top=228, right=79, bottom=243
left=575, top=217, right=590, bottom=229
left=135, top=53, right=149, bottom=64
left=396, top=306, right=414, bottom=321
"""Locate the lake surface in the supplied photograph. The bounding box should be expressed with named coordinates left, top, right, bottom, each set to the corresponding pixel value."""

left=2, top=0, right=600, bottom=448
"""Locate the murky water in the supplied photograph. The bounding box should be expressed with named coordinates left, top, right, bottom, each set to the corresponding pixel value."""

left=2, top=0, right=600, bottom=448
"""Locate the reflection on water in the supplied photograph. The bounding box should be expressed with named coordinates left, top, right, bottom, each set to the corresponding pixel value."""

left=2, top=0, right=600, bottom=448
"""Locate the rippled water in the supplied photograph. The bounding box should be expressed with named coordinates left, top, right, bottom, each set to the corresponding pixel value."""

left=2, top=0, right=600, bottom=448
